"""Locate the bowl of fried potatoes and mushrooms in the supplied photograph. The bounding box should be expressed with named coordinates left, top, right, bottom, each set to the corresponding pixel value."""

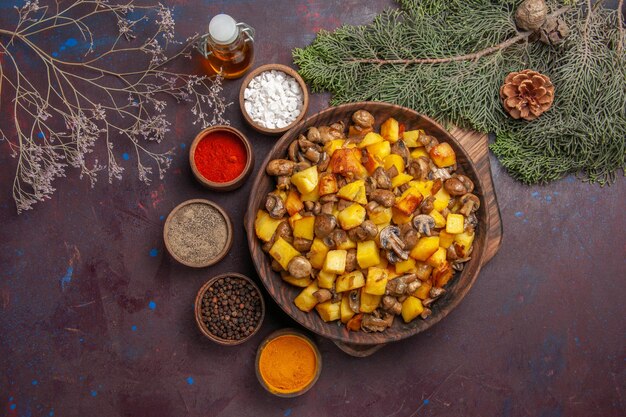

left=245, top=102, right=488, bottom=345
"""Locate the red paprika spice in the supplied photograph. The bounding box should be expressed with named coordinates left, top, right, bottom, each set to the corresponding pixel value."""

left=194, top=131, right=247, bottom=183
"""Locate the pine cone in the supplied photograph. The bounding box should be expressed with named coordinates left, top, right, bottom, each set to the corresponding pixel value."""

left=515, top=0, right=548, bottom=31
left=500, top=70, right=555, bottom=121
left=539, top=16, right=569, bottom=45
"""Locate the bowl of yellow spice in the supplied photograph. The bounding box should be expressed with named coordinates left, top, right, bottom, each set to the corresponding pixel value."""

left=255, top=329, right=322, bottom=397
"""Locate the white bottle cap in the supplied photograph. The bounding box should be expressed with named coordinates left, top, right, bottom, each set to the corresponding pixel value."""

left=209, top=14, right=238, bottom=45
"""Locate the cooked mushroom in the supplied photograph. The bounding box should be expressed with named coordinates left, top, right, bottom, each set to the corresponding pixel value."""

left=261, top=240, right=273, bottom=253
left=366, top=200, right=380, bottom=213
left=397, top=183, right=411, bottom=194
left=420, top=308, right=432, bottom=319
left=314, top=214, right=337, bottom=238
left=317, top=152, right=330, bottom=171
left=431, top=167, right=453, bottom=180
left=293, top=237, right=313, bottom=252
left=372, top=167, right=392, bottom=189
left=369, top=189, right=395, bottom=208
left=319, top=193, right=338, bottom=204
left=307, top=126, right=323, bottom=144
left=407, top=280, right=421, bottom=294
left=352, top=110, right=375, bottom=128
left=298, top=136, right=318, bottom=152
left=382, top=296, right=402, bottom=315
left=379, top=226, right=409, bottom=263
left=318, top=124, right=344, bottom=142
left=422, top=297, right=435, bottom=307
left=294, top=161, right=312, bottom=172
left=444, top=177, right=465, bottom=196
left=452, top=256, right=471, bottom=271
left=304, top=147, right=321, bottom=163
left=348, top=220, right=378, bottom=242
left=447, top=244, right=459, bottom=261
left=288, top=139, right=300, bottom=161
left=429, top=287, right=445, bottom=299
left=274, top=221, right=293, bottom=243
left=465, top=212, right=478, bottom=233
left=337, top=199, right=352, bottom=211
left=348, top=289, right=360, bottom=313
left=276, top=175, right=290, bottom=191
left=444, top=174, right=474, bottom=196
left=321, top=202, right=334, bottom=215
left=420, top=196, right=435, bottom=214
left=412, top=214, right=435, bottom=236
left=330, top=288, right=342, bottom=303
left=330, top=121, right=345, bottom=133
left=390, top=140, right=410, bottom=163
left=271, top=259, right=282, bottom=272
left=265, top=193, right=286, bottom=219
left=313, top=289, right=332, bottom=303
left=287, top=256, right=312, bottom=279
left=364, top=176, right=377, bottom=196
left=407, top=157, right=430, bottom=180
left=266, top=159, right=295, bottom=176
left=304, top=201, right=321, bottom=216
left=361, top=311, right=394, bottom=332
left=386, top=273, right=417, bottom=296
left=459, top=193, right=480, bottom=216
left=323, top=229, right=348, bottom=248
left=386, top=165, right=399, bottom=179
left=345, top=249, right=358, bottom=272
left=399, top=223, right=419, bottom=250
left=419, top=134, right=439, bottom=152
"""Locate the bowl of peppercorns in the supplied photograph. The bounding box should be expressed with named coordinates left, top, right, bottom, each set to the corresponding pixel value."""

left=195, top=273, right=265, bottom=345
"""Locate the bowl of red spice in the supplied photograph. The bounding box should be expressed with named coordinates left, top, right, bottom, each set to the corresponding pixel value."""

left=189, top=125, right=254, bottom=191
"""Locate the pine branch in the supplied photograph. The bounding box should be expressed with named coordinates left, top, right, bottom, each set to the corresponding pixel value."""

left=293, top=0, right=625, bottom=185
left=348, top=7, right=570, bottom=66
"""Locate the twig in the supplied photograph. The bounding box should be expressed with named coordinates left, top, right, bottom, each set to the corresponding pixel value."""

left=348, top=7, right=570, bottom=65
left=0, top=0, right=230, bottom=213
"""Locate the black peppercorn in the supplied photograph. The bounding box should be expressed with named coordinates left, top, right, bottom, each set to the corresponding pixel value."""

left=201, top=276, right=262, bottom=341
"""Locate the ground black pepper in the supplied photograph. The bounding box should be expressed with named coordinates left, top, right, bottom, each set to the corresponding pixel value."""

left=201, top=276, right=262, bottom=341
left=166, top=202, right=228, bottom=265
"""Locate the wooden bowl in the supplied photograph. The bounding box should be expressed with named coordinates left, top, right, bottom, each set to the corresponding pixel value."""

left=189, top=125, right=254, bottom=191
left=194, top=273, right=266, bottom=346
left=239, top=64, right=309, bottom=135
left=255, top=329, right=322, bottom=397
left=163, top=199, right=233, bottom=268
left=244, top=102, right=490, bottom=346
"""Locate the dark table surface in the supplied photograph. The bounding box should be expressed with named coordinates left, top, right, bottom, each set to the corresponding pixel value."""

left=1, top=1, right=625, bottom=416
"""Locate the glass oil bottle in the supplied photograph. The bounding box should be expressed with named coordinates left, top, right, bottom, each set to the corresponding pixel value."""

left=196, top=14, right=255, bottom=79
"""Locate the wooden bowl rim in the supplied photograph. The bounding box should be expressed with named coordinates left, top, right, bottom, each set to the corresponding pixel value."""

left=163, top=198, right=233, bottom=268
left=238, top=63, right=310, bottom=136
left=194, top=272, right=266, bottom=346
left=188, top=125, right=254, bottom=191
left=245, top=101, right=489, bottom=345
left=254, top=328, right=322, bottom=397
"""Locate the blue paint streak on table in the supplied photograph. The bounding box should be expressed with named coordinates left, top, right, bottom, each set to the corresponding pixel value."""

left=0, top=1, right=624, bottom=416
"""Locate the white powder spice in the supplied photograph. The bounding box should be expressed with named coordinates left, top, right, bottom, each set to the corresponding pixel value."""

left=243, top=70, right=304, bottom=129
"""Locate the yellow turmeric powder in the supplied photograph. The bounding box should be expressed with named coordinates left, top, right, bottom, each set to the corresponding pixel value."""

left=259, top=335, right=317, bottom=394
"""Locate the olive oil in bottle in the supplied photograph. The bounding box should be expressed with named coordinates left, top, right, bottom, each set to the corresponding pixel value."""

left=196, top=14, right=254, bottom=79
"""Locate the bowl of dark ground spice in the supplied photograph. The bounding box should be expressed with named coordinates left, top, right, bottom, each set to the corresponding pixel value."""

left=163, top=199, right=233, bottom=268
left=195, top=273, right=265, bottom=345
